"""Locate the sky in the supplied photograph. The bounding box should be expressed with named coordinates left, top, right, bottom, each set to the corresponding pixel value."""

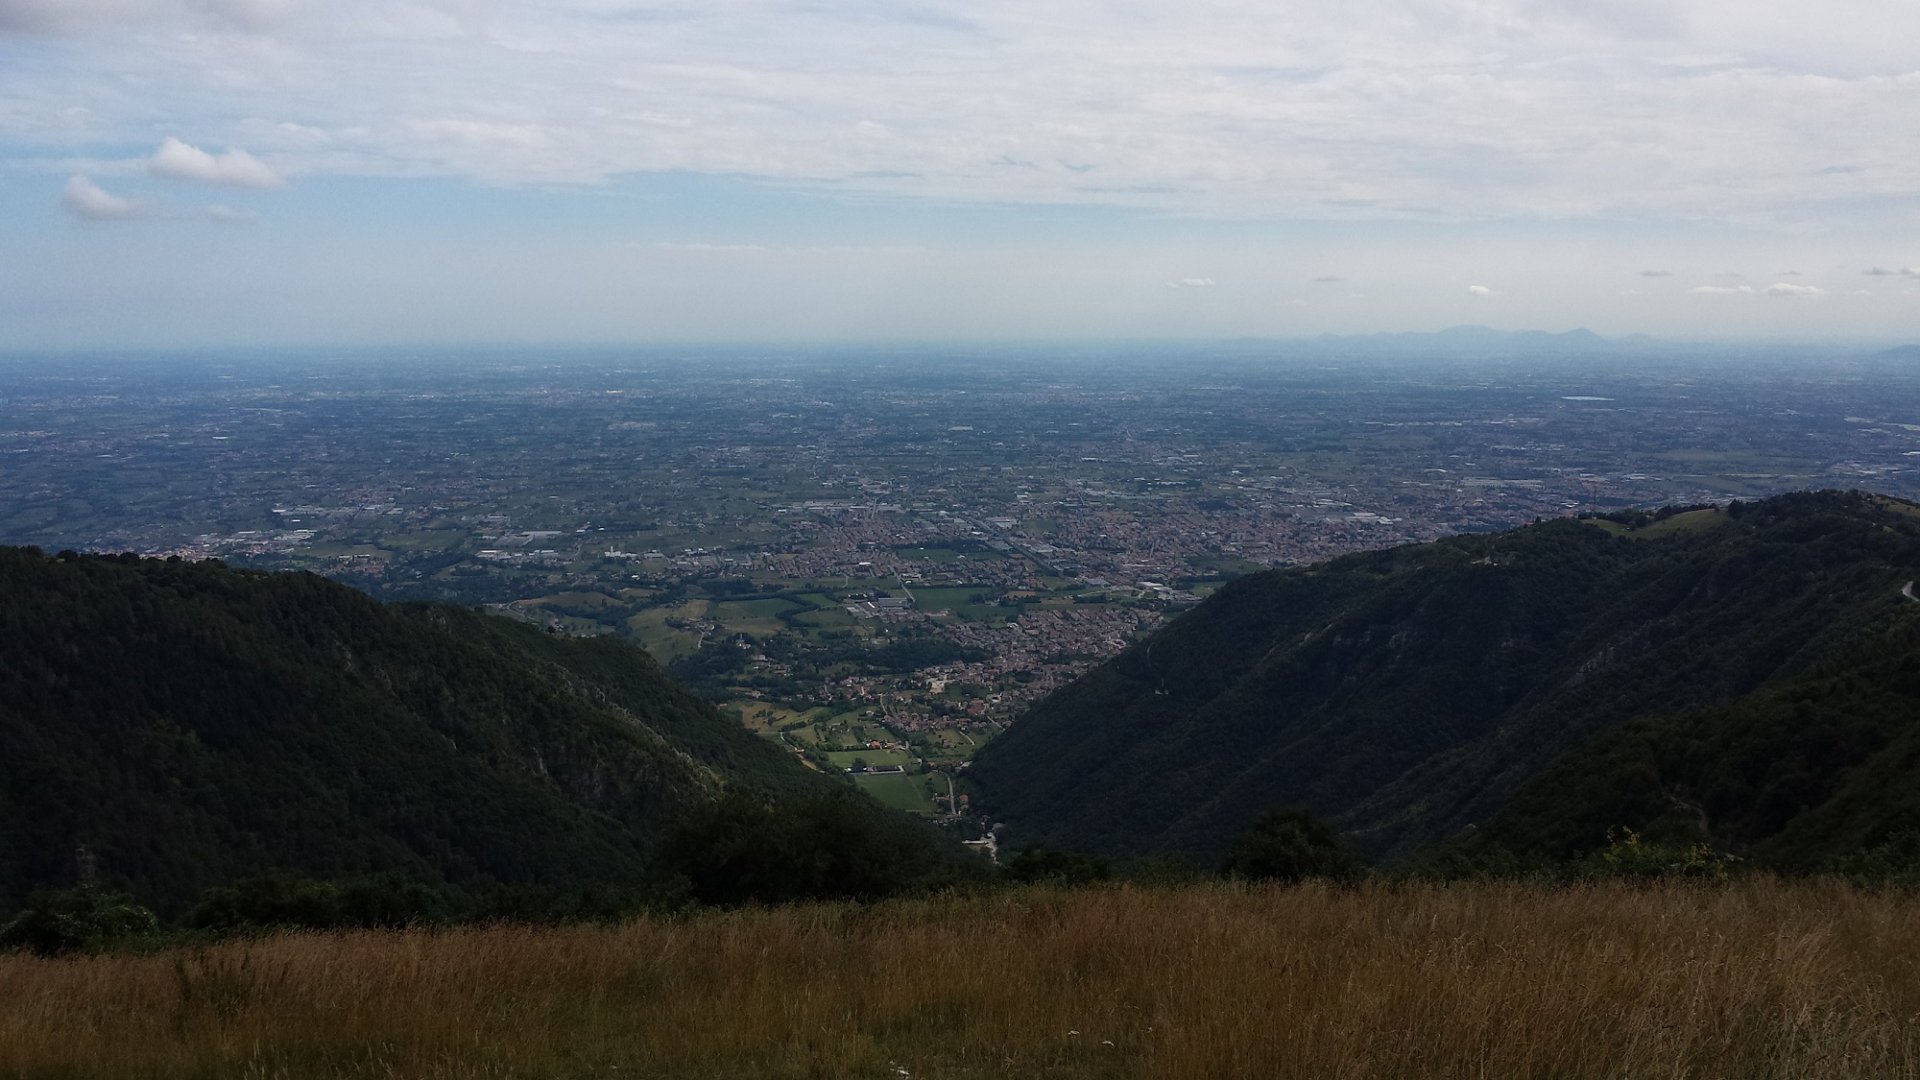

left=2, top=0, right=1918, bottom=349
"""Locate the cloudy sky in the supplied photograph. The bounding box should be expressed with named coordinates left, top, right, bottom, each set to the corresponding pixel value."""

left=3, top=0, right=1917, bottom=348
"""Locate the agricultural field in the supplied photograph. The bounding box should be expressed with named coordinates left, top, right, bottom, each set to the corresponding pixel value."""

left=852, top=769, right=943, bottom=814
left=732, top=702, right=822, bottom=733
left=909, top=586, right=1017, bottom=621
left=708, top=598, right=800, bottom=636
left=621, top=601, right=709, bottom=661
left=728, top=696, right=997, bottom=813
left=823, top=748, right=917, bottom=771
left=1632, top=507, right=1729, bottom=536
left=911, top=726, right=991, bottom=758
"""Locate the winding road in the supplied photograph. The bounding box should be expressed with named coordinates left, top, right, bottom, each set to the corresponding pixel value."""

left=1905, top=581, right=1918, bottom=604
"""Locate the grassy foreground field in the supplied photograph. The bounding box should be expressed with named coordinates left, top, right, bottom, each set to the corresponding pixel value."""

left=3, top=881, right=1917, bottom=1079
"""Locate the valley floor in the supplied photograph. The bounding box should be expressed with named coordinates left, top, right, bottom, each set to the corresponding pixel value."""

left=3, top=881, right=1916, bottom=1079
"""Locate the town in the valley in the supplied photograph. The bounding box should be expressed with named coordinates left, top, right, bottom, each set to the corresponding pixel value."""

left=6, top=342, right=1917, bottom=820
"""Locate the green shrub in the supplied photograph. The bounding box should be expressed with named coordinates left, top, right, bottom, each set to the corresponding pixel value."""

left=1218, top=809, right=1361, bottom=884
left=662, top=789, right=978, bottom=906
left=1000, top=847, right=1112, bottom=886
left=187, top=873, right=452, bottom=931
left=1586, top=826, right=1735, bottom=882
left=0, top=884, right=159, bottom=956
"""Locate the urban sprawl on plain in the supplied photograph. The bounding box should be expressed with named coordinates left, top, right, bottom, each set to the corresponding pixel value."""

left=6, top=344, right=1916, bottom=817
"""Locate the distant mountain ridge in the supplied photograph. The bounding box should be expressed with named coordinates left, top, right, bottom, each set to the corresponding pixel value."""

left=0, top=549, right=957, bottom=913
left=1298, top=325, right=1637, bottom=358
left=968, top=491, right=1920, bottom=870
left=1241, top=326, right=1905, bottom=361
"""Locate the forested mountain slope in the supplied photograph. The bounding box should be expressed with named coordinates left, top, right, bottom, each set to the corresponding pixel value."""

left=1466, top=603, right=1920, bottom=871
left=0, top=549, right=902, bottom=913
left=968, top=491, right=1920, bottom=867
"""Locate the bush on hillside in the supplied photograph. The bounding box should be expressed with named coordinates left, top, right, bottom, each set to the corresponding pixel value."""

left=0, top=884, right=160, bottom=956
left=1218, top=809, right=1361, bottom=884
left=662, top=789, right=978, bottom=906
left=1583, top=826, right=1735, bottom=882
left=187, top=873, right=453, bottom=932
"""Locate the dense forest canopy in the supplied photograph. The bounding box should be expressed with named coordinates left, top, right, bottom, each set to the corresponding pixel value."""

left=0, top=548, right=970, bottom=916
left=969, top=491, right=1920, bottom=872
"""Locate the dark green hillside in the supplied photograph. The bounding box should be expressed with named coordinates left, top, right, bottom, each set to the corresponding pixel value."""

left=969, top=491, right=1920, bottom=867
left=1467, top=607, right=1920, bottom=870
left=0, top=549, right=938, bottom=914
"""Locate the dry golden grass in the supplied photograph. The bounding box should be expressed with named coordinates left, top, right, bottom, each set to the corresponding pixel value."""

left=2, top=880, right=1917, bottom=1079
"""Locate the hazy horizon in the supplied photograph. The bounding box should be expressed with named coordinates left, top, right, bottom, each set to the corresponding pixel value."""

left=1, top=326, right=1914, bottom=359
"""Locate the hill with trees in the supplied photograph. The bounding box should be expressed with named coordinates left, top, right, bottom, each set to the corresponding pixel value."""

left=0, top=548, right=967, bottom=916
left=968, top=490, right=1920, bottom=871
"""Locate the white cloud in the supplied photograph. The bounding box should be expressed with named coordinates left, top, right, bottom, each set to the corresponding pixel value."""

left=12, top=1, right=1920, bottom=347
left=653, top=241, right=773, bottom=255
left=1764, top=282, right=1825, bottom=296
left=1689, top=284, right=1755, bottom=295
left=203, top=202, right=257, bottom=223
left=0, top=0, right=298, bottom=35
left=148, top=136, right=284, bottom=190
left=648, top=241, right=926, bottom=256
left=0, top=0, right=135, bottom=34
left=58, top=172, right=147, bottom=219
left=1467, top=284, right=1494, bottom=297
left=1166, top=277, right=1215, bottom=289
left=9, top=1, right=1920, bottom=218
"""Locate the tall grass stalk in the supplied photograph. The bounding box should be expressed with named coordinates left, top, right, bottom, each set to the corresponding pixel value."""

left=2, top=879, right=1915, bottom=1078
